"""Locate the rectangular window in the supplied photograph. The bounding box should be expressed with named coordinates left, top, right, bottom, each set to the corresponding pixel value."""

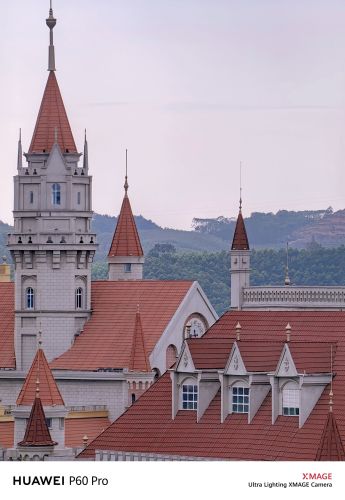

left=77, top=192, right=81, bottom=205
left=59, top=418, right=64, bottom=430
left=282, top=389, right=299, bottom=416
left=182, top=384, right=198, bottom=410
left=124, top=263, right=132, bottom=273
left=29, top=191, right=34, bottom=204
left=232, top=386, right=249, bottom=413
left=45, top=418, right=52, bottom=429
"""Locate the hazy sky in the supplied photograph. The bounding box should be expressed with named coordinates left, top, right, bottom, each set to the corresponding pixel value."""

left=1, top=0, right=345, bottom=229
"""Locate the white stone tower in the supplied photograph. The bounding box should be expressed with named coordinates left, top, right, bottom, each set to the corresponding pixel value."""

left=8, top=4, right=97, bottom=370
left=230, top=201, right=250, bottom=310
left=108, top=152, right=145, bottom=281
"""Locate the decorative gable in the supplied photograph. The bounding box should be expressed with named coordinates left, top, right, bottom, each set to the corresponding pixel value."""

left=224, top=342, right=247, bottom=376
left=276, top=344, right=298, bottom=377
left=45, top=143, right=68, bottom=174
left=176, top=344, right=195, bottom=373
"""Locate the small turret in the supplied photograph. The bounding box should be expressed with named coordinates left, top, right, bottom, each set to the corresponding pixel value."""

left=230, top=194, right=250, bottom=309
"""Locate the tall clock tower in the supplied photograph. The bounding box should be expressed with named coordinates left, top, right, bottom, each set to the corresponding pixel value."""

left=8, top=5, right=97, bottom=370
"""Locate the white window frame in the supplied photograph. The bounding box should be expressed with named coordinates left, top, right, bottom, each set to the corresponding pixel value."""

left=182, top=384, right=198, bottom=410
left=124, top=263, right=132, bottom=273
left=231, top=386, right=249, bottom=414
left=282, top=387, right=300, bottom=416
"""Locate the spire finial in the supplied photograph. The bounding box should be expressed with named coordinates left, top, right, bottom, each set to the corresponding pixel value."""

left=83, top=129, right=89, bottom=171
left=235, top=321, right=242, bottom=341
left=329, top=345, right=334, bottom=412
left=46, top=1, right=57, bottom=71
left=239, top=161, right=243, bottom=212
left=17, top=128, right=22, bottom=170
left=124, top=149, right=129, bottom=195
left=38, top=330, right=42, bottom=349
left=285, top=241, right=291, bottom=286
left=285, top=323, right=291, bottom=342
left=36, top=377, right=40, bottom=399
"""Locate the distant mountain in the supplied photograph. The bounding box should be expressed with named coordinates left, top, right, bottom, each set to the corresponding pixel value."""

left=2, top=207, right=345, bottom=264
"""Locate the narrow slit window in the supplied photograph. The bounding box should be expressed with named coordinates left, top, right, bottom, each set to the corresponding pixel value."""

left=52, top=183, right=61, bottom=205
left=77, top=192, right=81, bottom=205
left=29, top=191, right=34, bottom=204
left=75, top=287, right=83, bottom=309
left=26, top=287, right=34, bottom=310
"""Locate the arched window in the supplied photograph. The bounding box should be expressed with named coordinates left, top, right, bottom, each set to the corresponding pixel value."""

left=131, top=393, right=136, bottom=404
left=26, top=287, right=34, bottom=309
left=75, top=287, right=83, bottom=309
left=166, top=344, right=178, bottom=369
left=282, top=382, right=299, bottom=416
left=52, top=183, right=61, bottom=205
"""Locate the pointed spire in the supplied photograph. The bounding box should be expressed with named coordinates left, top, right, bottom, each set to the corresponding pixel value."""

left=83, top=129, right=89, bottom=171
left=18, top=396, right=57, bottom=447
left=29, top=72, right=77, bottom=154
left=108, top=175, right=144, bottom=257
left=46, top=0, right=57, bottom=71
left=231, top=211, right=249, bottom=251
left=231, top=165, right=250, bottom=251
left=316, top=411, right=345, bottom=461
left=124, top=149, right=129, bottom=195
left=17, top=129, right=22, bottom=169
left=17, top=347, right=64, bottom=406
left=285, top=242, right=291, bottom=286
left=129, top=308, right=150, bottom=371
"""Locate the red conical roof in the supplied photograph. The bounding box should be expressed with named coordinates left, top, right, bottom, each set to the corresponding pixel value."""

left=17, top=349, right=64, bottom=406
left=231, top=211, right=250, bottom=250
left=129, top=311, right=150, bottom=372
left=316, top=410, right=345, bottom=461
left=29, top=71, right=77, bottom=154
left=18, top=396, right=57, bottom=447
left=108, top=194, right=144, bottom=257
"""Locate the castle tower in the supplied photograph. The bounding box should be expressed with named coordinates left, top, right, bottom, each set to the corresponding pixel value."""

left=230, top=202, right=250, bottom=310
left=8, top=4, right=97, bottom=369
left=10, top=342, right=72, bottom=461
left=108, top=156, right=144, bottom=280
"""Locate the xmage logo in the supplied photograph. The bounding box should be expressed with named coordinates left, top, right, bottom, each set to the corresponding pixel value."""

left=302, top=473, right=332, bottom=480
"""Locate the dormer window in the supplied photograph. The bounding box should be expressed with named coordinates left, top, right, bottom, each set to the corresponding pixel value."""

left=282, top=383, right=299, bottom=416
left=52, top=183, right=61, bottom=205
left=232, top=386, right=249, bottom=413
left=124, top=263, right=132, bottom=273
left=182, top=384, right=198, bottom=410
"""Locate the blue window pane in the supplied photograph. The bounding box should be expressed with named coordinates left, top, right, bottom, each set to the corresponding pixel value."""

left=238, top=396, right=243, bottom=403
left=194, top=385, right=198, bottom=392
left=296, top=408, right=300, bottom=415
left=233, top=396, right=238, bottom=403
left=233, top=387, right=238, bottom=395
left=238, top=405, right=243, bottom=412
left=188, top=386, right=193, bottom=393
left=233, top=404, right=238, bottom=412
left=244, top=388, right=249, bottom=395
left=183, top=394, right=187, bottom=401
left=244, top=405, right=249, bottom=413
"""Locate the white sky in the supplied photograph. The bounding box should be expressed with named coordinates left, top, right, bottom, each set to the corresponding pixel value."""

left=1, top=0, right=345, bottom=229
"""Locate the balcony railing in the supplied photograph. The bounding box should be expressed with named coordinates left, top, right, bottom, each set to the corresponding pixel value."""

left=242, top=286, right=345, bottom=308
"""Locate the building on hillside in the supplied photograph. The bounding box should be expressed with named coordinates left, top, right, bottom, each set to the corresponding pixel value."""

left=78, top=310, right=345, bottom=461
left=230, top=203, right=345, bottom=310
left=0, top=5, right=218, bottom=459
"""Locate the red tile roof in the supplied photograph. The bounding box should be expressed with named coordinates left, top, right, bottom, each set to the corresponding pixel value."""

left=129, top=311, right=150, bottom=372
left=29, top=72, right=77, bottom=154
left=78, top=311, right=345, bottom=461
left=0, top=282, right=15, bottom=369
left=17, top=349, right=64, bottom=406
left=108, top=194, right=144, bottom=257
left=231, top=211, right=249, bottom=250
left=316, top=411, right=345, bottom=461
left=18, top=396, right=57, bottom=447
left=65, top=417, right=110, bottom=448
left=0, top=421, right=14, bottom=448
left=51, top=280, right=193, bottom=371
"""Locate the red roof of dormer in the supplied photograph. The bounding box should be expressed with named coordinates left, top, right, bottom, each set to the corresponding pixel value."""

left=108, top=194, right=144, bottom=258
left=29, top=71, right=77, bottom=154
left=18, top=396, right=57, bottom=447
left=231, top=210, right=249, bottom=250
left=17, top=348, right=64, bottom=406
